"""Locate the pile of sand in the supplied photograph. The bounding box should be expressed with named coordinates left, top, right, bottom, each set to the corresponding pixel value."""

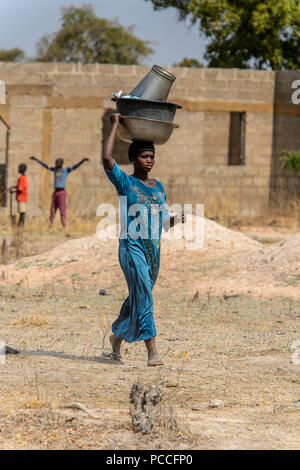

left=33, top=214, right=260, bottom=262
left=2, top=216, right=299, bottom=296
left=237, top=232, right=300, bottom=283
left=162, top=215, right=261, bottom=254
left=32, top=214, right=260, bottom=261
left=0, top=215, right=262, bottom=287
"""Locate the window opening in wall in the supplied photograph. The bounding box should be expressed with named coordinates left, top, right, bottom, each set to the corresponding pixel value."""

left=228, top=112, right=246, bottom=165
left=102, top=109, right=129, bottom=165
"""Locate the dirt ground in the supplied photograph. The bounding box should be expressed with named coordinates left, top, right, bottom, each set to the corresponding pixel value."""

left=0, top=217, right=299, bottom=450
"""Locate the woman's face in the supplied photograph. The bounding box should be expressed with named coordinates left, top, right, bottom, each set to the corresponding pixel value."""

left=133, top=151, right=155, bottom=173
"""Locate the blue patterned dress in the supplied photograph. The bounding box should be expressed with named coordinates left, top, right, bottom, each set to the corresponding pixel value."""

left=105, top=161, right=170, bottom=342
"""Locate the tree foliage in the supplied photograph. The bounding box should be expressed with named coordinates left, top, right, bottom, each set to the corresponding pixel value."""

left=173, top=57, right=203, bottom=67
left=36, top=4, right=153, bottom=64
left=145, top=0, right=300, bottom=69
left=0, top=48, right=25, bottom=62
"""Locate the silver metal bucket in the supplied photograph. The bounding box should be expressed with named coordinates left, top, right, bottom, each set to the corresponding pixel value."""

left=117, top=116, right=179, bottom=145
left=113, top=97, right=181, bottom=123
left=130, top=65, right=176, bottom=102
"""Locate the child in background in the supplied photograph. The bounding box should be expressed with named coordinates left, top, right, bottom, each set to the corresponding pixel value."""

left=15, top=163, right=28, bottom=227
left=30, top=156, right=89, bottom=227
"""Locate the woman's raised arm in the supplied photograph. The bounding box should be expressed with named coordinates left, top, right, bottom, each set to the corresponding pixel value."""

left=102, top=113, right=121, bottom=170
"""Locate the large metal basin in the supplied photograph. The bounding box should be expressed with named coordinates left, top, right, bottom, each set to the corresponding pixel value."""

left=113, top=97, right=181, bottom=123
left=117, top=115, right=179, bottom=145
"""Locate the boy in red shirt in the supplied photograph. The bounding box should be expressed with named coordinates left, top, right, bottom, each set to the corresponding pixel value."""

left=15, top=164, right=28, bottom=226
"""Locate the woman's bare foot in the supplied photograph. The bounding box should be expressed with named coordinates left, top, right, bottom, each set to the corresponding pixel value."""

left=145, top=337, right=163, bottom=366
left=147, top=355, right=164, bottom=367
left=109, top=334, right=122, bottom=360
left=102, top=334, right=122, bottom=361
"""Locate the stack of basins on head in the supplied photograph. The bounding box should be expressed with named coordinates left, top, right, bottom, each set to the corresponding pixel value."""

left=113, top=65, right=181, bottom=145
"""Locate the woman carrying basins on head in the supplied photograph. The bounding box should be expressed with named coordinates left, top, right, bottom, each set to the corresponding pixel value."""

left=102, top=113, right=185, bottom=366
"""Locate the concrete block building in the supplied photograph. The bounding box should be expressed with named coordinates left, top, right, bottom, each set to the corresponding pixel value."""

left=0, top=63, right=299, bottom=218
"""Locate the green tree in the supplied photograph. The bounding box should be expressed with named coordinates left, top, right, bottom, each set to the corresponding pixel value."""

left=144, top=0, right=300, bottom=69
left=0, top=48, right=25, bottom=62
left=173, top=57, right=203, bottom=67
left=36, top=4, right=153, bottom=64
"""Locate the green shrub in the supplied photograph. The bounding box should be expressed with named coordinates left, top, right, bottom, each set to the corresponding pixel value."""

left=280, top=150, right=300, bottom=171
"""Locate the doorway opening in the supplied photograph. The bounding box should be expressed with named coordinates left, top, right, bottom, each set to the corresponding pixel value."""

left=0, top=115, right=10, bottom=207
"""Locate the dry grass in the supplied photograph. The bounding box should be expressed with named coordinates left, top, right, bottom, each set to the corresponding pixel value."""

left=21, top=210, right=98, bottom=235
left=1, top=284, right=299, bottom=449
left=0, top=211, right=98, bottom=264
left=0, top=193, right=300, bottom=245
left=20, top=399, right=52, bottom=410
left=1, top=207, right=300, bottom=449
left=11, top=314, right=50, bottom=328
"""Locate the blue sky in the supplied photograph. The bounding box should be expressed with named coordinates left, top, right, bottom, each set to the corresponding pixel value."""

left=0, top=0, right=206, bottom=66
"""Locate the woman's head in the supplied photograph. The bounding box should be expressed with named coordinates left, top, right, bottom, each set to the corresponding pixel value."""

left=128, top=140, right=155, bottom=173
left=55, top=158, right=64, bottom=169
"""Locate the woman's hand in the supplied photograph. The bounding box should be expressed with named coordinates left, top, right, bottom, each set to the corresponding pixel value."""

left=168, top=212, right=186, bottom=229
left=103, top=114, right=121, bottom=170
left=174, top=212, right=186, bottom=225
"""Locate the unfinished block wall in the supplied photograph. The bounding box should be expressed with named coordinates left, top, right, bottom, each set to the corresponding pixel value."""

left=0, top=63, right=276, bottom=218
left=271, top=70, right=300, bottom=204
